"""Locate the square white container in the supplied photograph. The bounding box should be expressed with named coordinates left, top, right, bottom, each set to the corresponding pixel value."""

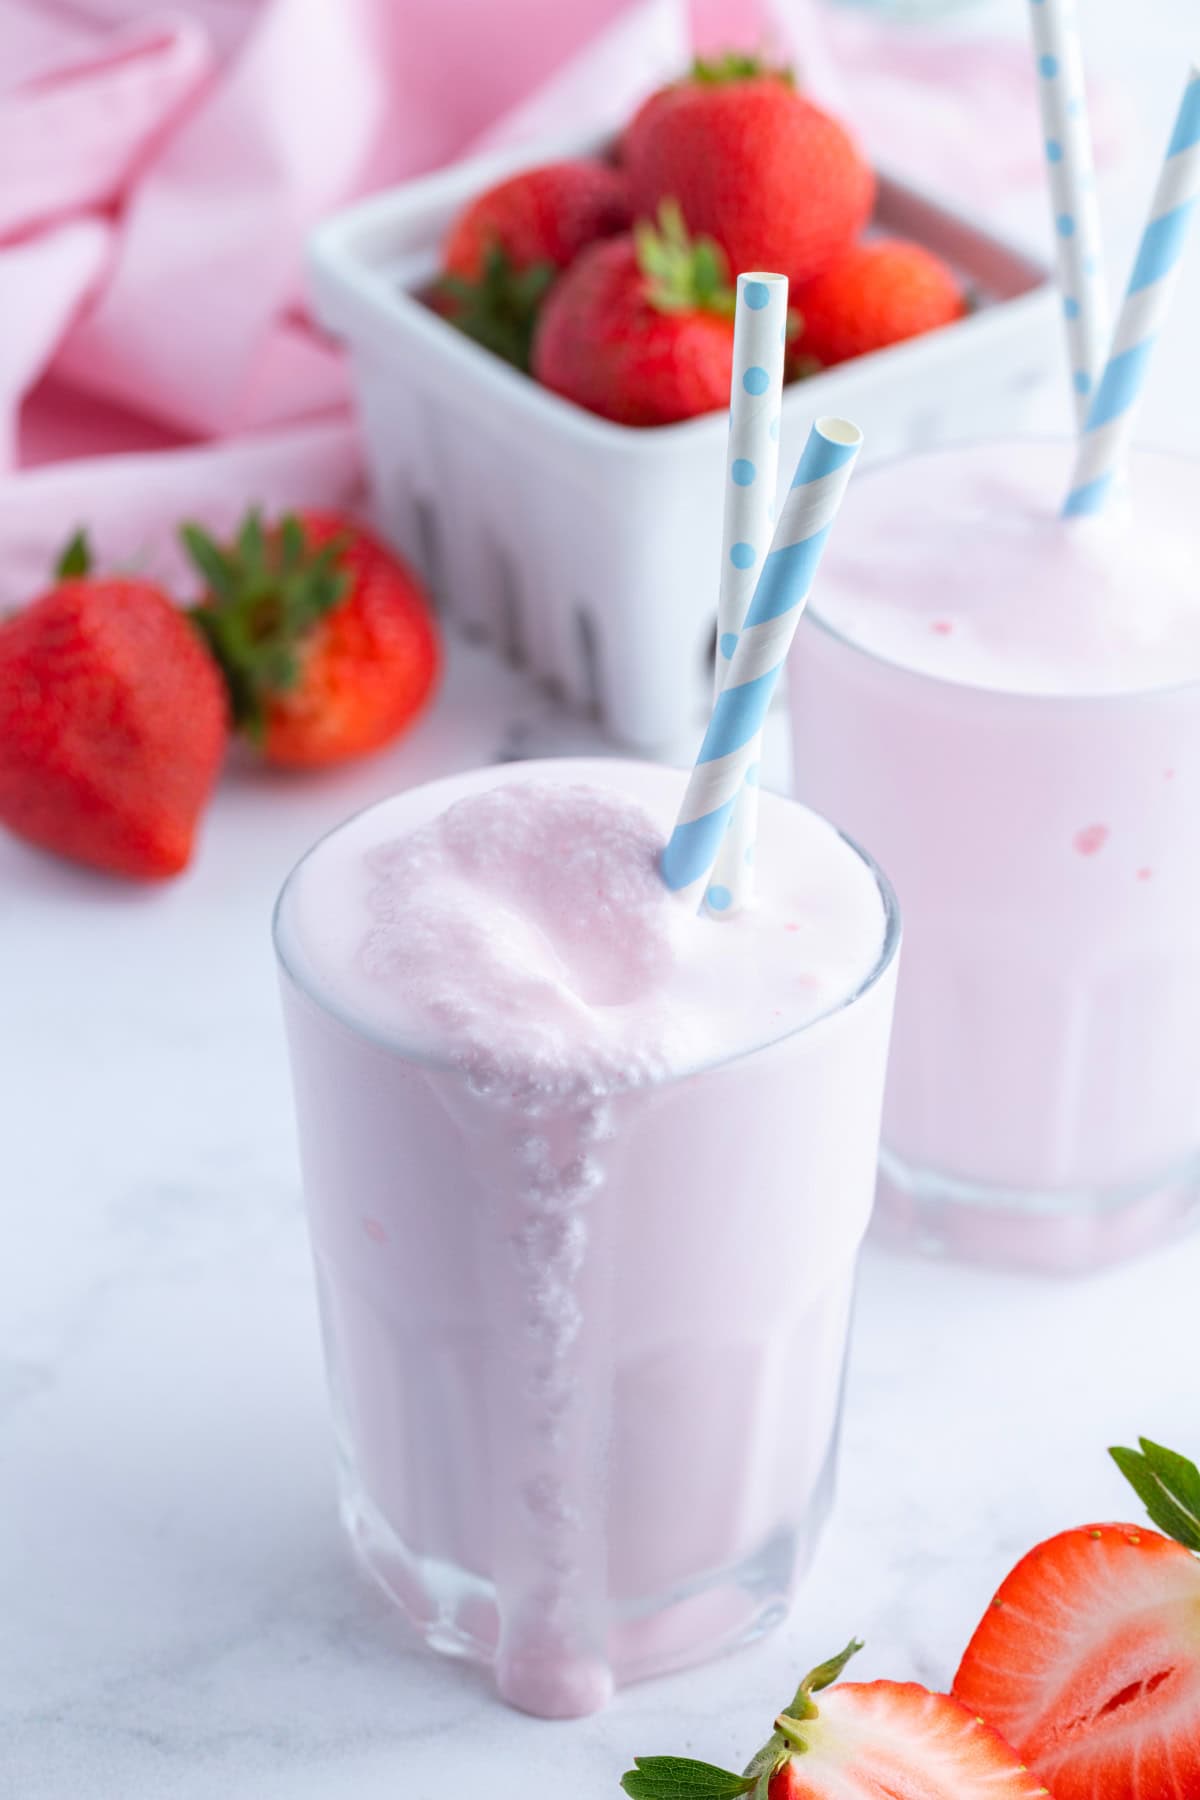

left=309, top=133, right=1058, bottom=749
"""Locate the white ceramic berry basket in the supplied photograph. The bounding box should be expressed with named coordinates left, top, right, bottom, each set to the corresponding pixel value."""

left=309, top=131, right=1058, bottom=750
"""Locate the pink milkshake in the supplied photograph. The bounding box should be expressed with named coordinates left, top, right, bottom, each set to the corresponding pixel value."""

left=274, top=758, right=898, bottom=1717
left=790, top=439, right=1200, bottom=1272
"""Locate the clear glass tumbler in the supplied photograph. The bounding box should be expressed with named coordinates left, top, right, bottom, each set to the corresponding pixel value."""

left=790, top=443, right=1200, bottom=1273
left=274, top=758, right=899, bottom=1717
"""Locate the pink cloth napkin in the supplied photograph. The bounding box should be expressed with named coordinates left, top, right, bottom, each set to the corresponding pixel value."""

left=0, top=0, right=1122, bottom=607
left=0, top=0, right=686, bottom=601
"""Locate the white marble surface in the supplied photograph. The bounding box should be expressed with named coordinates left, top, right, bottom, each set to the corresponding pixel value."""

left=6, top=4, right=1200, bottom=1793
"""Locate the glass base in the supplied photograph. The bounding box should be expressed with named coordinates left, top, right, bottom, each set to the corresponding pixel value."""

left=873, top=1145, right=1200, bottom=1274
left=336, top=1443, right=836, bottom=1715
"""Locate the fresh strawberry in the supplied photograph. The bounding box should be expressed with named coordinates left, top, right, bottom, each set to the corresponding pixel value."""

left=624, top=58, right=874, bottom=291
left=954, top=1436, right=1200, bottom=1800
left=185, top=511, right=439, bottom=769
left=443, top=159, right=629, bottom=282
left=793, top=238, right=967, bottom=368
left=0, top=531, right=226, bottom=879
left=532, top=202, right=735, bottom=425
left=440, top=160, right=630, bottom=370
left=621, top=1640, right=1049, bottom=1800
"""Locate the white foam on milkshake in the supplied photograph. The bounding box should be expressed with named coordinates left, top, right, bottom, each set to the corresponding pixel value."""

left=279, top=763, right=888, bottom=1098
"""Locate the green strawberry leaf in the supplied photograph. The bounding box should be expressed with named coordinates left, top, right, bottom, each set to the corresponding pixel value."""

left=1111, top=1438, right=1200, bottom=1552
left=437, top=242, right=556, bottom=372
left=55, top=528, right=93, bottom=580
left=690, top=53, right=793, bottom=86
left=620, top=1642, right=863, bottom=1800
left=636, top=201, right=735, bottom=320
left=620, top=1757, right=756, bottom=1798
left=237, top=507, right=266, bottom=572
left=183, top=511, right=350, bottom=738
left=181, top=523, right=238, bottom=605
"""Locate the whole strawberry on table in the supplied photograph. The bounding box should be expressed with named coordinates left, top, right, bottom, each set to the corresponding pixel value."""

left=0, top=513, right=439, bottom=880
left=0, top=531, right=227, bottom=880
left=184, top=509, right=439, bottom=770
left=434, top=54, right=968, bottom=419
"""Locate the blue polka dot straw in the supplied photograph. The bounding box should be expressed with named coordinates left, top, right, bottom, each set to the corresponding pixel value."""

left=663, top=419, right=864, bottom=912
left=1027, top=0, right=1109, bottom=428
left=709, top=270, right=788, bottom=918
left=1065, top=66, right=1200, bottom=517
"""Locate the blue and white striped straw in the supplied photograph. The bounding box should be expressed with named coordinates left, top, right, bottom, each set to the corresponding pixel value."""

left=1065, top=66, right=1200, bottom=517
left=709, top=270, right=789, bottom=919
left=662, top=418, right=864, bottom=913
left=1027, top=0, right=1109, bottom=426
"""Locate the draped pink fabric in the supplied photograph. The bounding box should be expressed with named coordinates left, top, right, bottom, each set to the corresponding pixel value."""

left=0, top=0, right=1122, bottom=604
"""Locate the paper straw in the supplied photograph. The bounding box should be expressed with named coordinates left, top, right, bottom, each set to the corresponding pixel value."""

left=1027, top=0, right=1109, bottom=427
left=1064, top=66, right=1200, bottom=517
left=661, top=418, right=864, bottom=913
left=708, top=270, right=789, bottom=919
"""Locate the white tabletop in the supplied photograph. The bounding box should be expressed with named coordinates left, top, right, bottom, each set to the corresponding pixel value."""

left=5, top=4, right=1200, bottom=1793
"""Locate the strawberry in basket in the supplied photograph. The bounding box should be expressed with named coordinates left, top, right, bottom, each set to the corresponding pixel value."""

left=624, top=57, right=875, bottom=293
left=532, top=201, right=735, bottom=426
left=794, top=238, right=967, bottom=368
left=439, top=159, right=630, bottom=370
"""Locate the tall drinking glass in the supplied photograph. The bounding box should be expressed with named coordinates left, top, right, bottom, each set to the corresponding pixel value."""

left=275, top=758, right=898, bottom=1716
left=790, top=439, right=1200, bottom=1272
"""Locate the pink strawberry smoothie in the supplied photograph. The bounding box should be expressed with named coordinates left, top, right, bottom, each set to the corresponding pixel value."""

left=789, top=439, right=1200, bottom=1271
left=275, top=759, right=898, bottom=1716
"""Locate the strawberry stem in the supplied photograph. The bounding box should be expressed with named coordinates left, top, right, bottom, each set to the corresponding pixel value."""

left=438, top=242, right=556, bottom=372
left=774, top=1638, right=864, bottom=1752
left=690, top=52, right=793, bottom=86
left=1110, top=1438, right=1200, bottom=1552
left=621, top=1640, right=864, bottom=1800
left=182, top=511, right=350, bottom=741
left=634, top=201, right=735, bottom=319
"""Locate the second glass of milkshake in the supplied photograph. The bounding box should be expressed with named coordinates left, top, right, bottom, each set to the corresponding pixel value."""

left=790, top=438, right=1200, bottom=1272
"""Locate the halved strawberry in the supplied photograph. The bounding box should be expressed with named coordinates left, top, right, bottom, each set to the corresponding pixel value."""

left=954, top=1437, right=1200, bottom=1800
left=621, top=1641, right=1049, bottom=1800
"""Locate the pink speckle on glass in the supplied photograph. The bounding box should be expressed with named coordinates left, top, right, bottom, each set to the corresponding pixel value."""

left=363, top=1217, right=388, bottom=1244
left=1073, top=824, right=1110, bottom=857
left=784, top=922, right=800, bottom=933
left=930, top=620, right=954, bottom=636
left=1165, top=768, right=1176, bottom=780
left=1137, top=868, right=1153, bottom=882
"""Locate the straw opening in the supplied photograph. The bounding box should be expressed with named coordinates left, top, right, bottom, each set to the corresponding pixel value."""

left=817, top=417, right=864, bottom=449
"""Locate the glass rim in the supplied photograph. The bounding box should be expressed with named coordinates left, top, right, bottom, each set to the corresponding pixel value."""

left=804, top=433, right=1200, bottom=708
left=271, top=758, right=902, bottom=1086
